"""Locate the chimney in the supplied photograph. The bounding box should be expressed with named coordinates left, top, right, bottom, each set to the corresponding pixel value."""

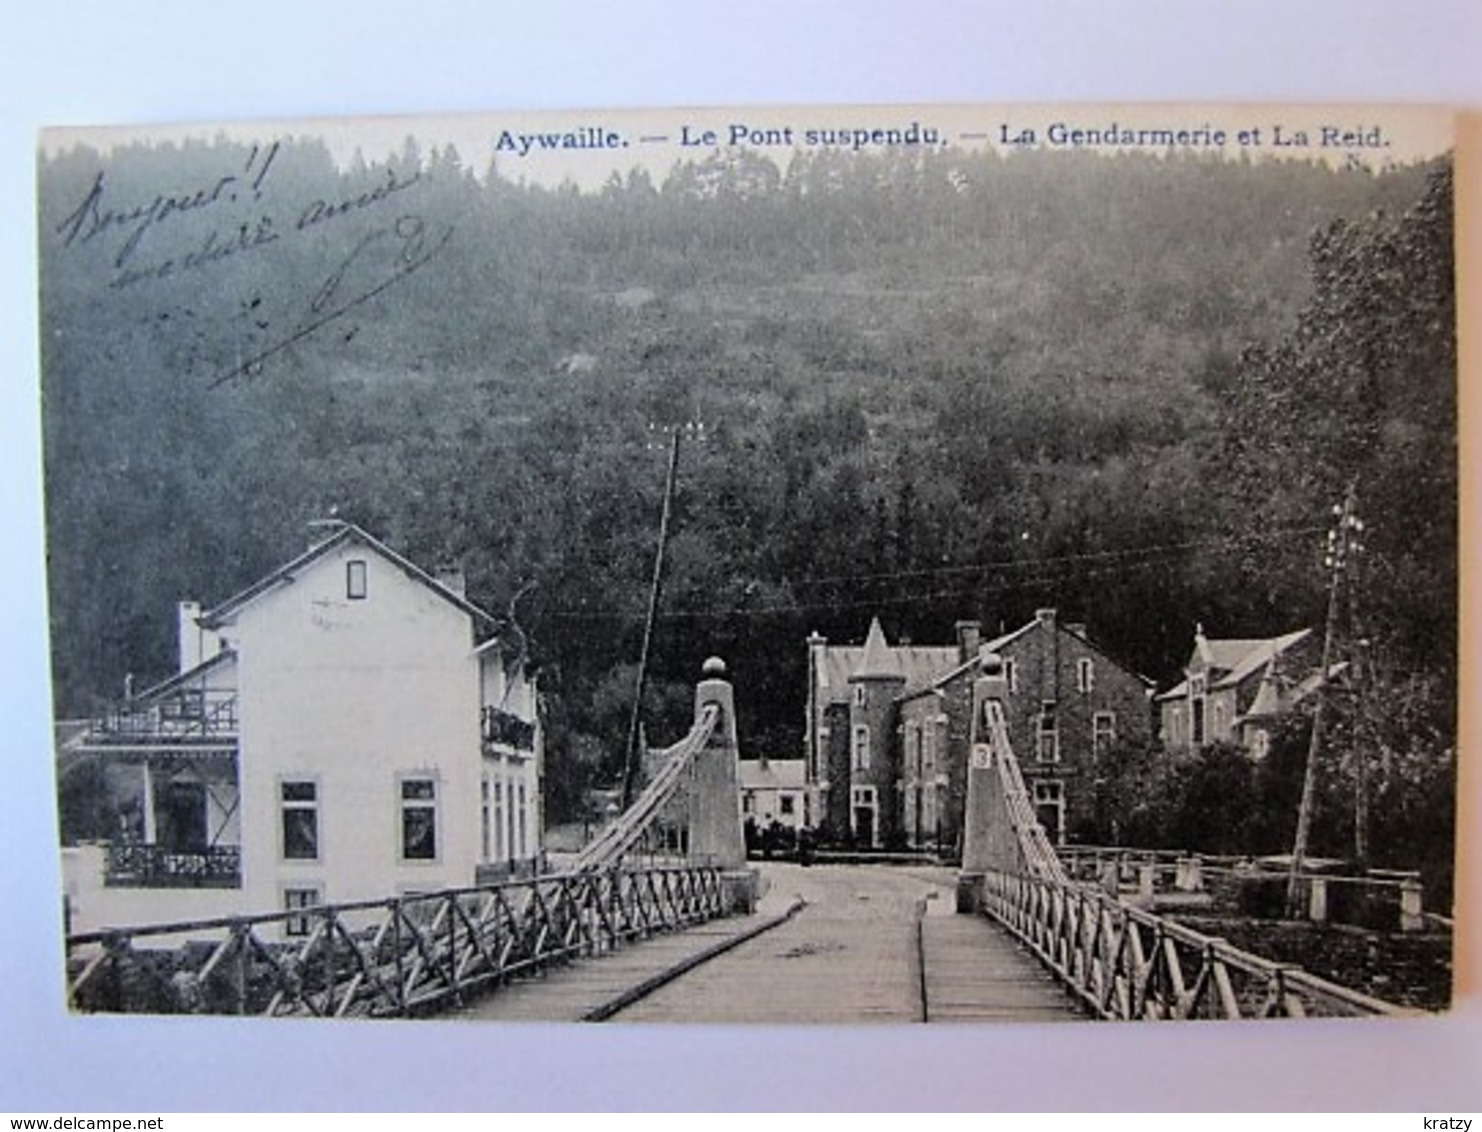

left=955, top=620, right=982, bottom=662
left=1066, top=622, right=1087, bottom=639
left=1035, top=608, right=1057, bottom=630
left=177, top=601, right=221, bottom=674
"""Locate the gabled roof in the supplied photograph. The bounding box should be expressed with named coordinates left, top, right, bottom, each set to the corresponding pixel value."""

left=813, top=616, right=959, bottom=702
left=199, top=523, right=497, bottom=630
left=1211, top=629, right=1311, bottom=691
left=897, top=621, right=1041, bottom=699
left=1154, top=679, right=1189, bottom=703
left=1242, top=662, right=1286, bottom=719
left=738, top=758, right=807, bottom=791
left=1197, top=636, right=1269, bottom=672
left=816, top=644, right=960, bottom=703
left=1163, top=627, right=1315, bottom=702
left=132, top=647, right=237, bottom=702
left=897, top=617, right=1155, bottom=703
left=1234, top=660, right=1349, bottom=727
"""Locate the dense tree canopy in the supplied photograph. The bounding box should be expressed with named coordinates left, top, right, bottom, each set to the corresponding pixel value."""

left=38, top=139, right=1455, bottom=874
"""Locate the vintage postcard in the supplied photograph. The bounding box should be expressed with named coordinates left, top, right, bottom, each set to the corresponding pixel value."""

left=38, top=103, right=1464, bottom=1024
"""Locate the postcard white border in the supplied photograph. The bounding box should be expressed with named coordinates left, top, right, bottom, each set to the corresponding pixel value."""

left=5, top=0, right=1482, bottom=1113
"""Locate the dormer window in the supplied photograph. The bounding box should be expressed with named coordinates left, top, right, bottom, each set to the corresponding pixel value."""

left=346, top=559, right=368, bottom=600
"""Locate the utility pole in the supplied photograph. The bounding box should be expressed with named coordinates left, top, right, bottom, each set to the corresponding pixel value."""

left=621, top=427, right=682, bottom=811
left=1287, top=484, right=1363, bottom=916
left=1352, top=635, right=1371, bottom=866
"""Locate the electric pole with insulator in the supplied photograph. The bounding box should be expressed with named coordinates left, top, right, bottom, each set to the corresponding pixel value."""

left=1286, top=485, right=1364, bottom=916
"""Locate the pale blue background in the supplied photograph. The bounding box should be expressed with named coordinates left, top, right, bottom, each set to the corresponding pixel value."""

left=3, top=0, right=1480, bottom=1111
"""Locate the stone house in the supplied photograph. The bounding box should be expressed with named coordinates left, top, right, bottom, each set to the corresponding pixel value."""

left=806, top=610, right=1155, bottom=850
left=1156, top=625, right=1333, bottom=758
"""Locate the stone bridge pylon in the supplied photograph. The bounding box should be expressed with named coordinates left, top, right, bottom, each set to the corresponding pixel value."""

left=575, top=657, right=757, bottom=912
left=956, top=650, right=1067, bottom=913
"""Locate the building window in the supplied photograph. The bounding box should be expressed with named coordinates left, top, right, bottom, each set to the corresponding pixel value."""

left=399, top=777, right=438, bottom=861
left=283, top=886, right=322, bottom=938
left=518, top=783, right=527, bottom=859
left=1032, top=780, right=1065, bottom=845
left=346, top=559, right=368, bottom=600
left=1077, top=658, right=1095, bottom=693
left=1037, top=704, right=1059, bottom=763
left=506, top=779, right=517, bottom=861
left=1093, top=712, right=1116, bottom=758
left=493, top=780, right=505, bottom=862
left=480, top=777, right=491, bottom=862
left=742, top=791, right=755, bottom=815
left=780, top=795, right=795, bottom=816
left=1251, top=729, right=1271, bottom=759
left=852, top=724, right=871, bottom=771
left=1003, top=658, right=1018, bottom=693
left=280, top=780, right=319, bottom=861
left=852, top=685, right=867, bottom=708
left=1189, top=676, right=1207, bottom=745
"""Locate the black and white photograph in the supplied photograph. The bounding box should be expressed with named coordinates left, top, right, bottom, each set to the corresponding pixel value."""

left=36, top=103, right=1461, bottom=1030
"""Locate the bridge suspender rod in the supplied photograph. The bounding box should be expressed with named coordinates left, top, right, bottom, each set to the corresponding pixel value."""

left=576, top=704, right=719, bottom=872
left=621, top=426, right=682, bottom=811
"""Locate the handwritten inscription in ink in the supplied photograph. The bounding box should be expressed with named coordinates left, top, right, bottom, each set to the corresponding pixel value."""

left=48, top=140, right=451, bottom=389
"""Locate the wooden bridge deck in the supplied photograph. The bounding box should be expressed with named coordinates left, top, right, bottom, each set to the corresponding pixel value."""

left=919, top=912, right=1084, bottom=1023
left=457, top=862, right=1083, bottom=1024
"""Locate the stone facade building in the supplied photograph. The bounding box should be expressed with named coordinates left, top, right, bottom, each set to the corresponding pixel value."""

left=806, top=610, right=1155, bottom=851
left=1155, top=625, right=1327, bottom=758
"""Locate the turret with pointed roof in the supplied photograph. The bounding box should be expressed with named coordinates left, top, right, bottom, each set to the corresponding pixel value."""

left=850, top=617, right=905, bottom=684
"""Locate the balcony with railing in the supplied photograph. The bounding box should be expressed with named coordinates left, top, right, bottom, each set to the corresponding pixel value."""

left=481, top=706, right=536, bottom=756
left=105, top=843, right=242, bottom=889
left=90, top=690, right=239, bottom=747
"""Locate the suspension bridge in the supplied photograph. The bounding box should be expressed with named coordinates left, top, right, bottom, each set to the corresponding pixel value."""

left=64, top=655, right=1408, bottom=1023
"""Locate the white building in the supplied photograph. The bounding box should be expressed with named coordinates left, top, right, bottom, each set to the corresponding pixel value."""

left=60, top=523, right=543, bottom=936
left=738, top=757, right=807, bottom=833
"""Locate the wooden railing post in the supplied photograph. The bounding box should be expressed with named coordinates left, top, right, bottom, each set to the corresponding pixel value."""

left=1399, top=878, right=1425, bottom=932
left=1137, top=863, right=1156, bottom=900
left=1307, top=876, right=1329, bottom=924
left=230, top=920, right=248, bottom=1015
left=1175, top=855, right=1203, bottom=893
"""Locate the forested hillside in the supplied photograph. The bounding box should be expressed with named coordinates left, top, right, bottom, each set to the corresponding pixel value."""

left=38, top=138, right=1455, bottom=861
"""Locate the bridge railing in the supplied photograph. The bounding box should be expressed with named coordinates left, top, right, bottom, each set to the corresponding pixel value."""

left=980, top=867, right=1408, bottom=1020
left=961, top=668, right=1405, bottom=1019
left=1058, top=845, right=1431, bottom=933
left=66, top=864, right=725, bottom=1018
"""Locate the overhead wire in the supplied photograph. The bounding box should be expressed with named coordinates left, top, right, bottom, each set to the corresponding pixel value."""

left=542, top=522, right=1327, bottom=622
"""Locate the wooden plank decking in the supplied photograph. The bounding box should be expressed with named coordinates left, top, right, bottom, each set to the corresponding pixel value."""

left=456, top=862, right=1084, bottom=1024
